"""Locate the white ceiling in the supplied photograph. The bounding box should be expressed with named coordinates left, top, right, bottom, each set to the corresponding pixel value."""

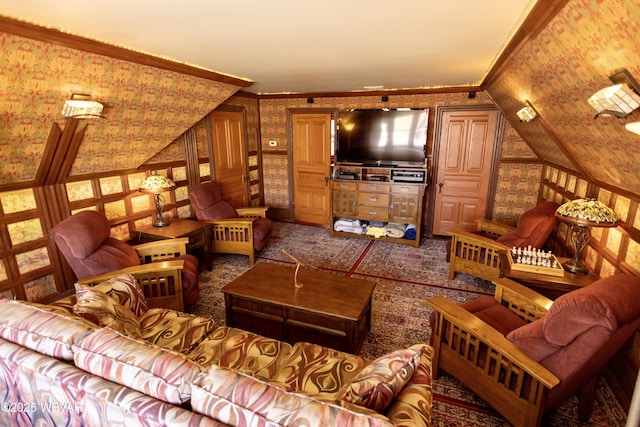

left=1, top=0, right=537, bottom=94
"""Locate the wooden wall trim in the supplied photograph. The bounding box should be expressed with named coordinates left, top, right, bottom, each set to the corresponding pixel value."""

left=499, top=157, right=543, bottom=164
left=259, top=86, right=482, bottom=100
left=36, top=122, right=62, bottom=185
left=0, top=15, right=252, bottom=88
left=43, top=119, right=81, bottom=185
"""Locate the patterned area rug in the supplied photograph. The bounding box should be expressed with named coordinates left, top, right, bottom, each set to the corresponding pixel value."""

left=189, top=221, right=627, bottom=426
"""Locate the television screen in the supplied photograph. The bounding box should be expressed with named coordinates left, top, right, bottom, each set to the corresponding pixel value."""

left=336, top=109, right=427, bottom=166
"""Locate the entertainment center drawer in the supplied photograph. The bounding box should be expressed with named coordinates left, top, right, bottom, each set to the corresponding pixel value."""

left=357, top=192, right=390, bottom=207
left=391, top=184, right=420, bottom=195
left=333, top=181, right=357, bottom=191
left=358, top=182, right=390, bottom=193
left=358, top=206, right=389, bottom=221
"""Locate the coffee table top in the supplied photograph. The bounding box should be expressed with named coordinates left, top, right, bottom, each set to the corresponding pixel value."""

left=222, top=263, right=375, bottom=320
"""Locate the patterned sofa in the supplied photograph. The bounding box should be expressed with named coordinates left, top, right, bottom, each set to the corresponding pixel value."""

left=0, top=274, right=433, bottom=426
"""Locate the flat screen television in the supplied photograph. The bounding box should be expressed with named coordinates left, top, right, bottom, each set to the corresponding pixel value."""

left=335, top=109, right=428, bottom=166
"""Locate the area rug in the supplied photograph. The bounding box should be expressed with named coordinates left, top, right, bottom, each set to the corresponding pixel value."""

left=189, top=221, right=628, bottom=426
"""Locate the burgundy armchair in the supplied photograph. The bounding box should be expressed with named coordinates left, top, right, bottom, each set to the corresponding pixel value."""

left=188, top=182, right=272, bottom=264
left=447, top=201, right=560, bottom=281
left=50, top=211, right=200, bottom=308
left=428, top=274, right=640, bottom=427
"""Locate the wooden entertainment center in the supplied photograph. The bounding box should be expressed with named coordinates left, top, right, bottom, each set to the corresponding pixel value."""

left=329, top=164, right=428, bottom=247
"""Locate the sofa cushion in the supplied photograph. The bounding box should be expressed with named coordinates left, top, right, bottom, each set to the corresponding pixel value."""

left=73, top=328, right=201, bottom=405
left=94, top=273, right=148, bottom=317
left=384, top=345, right=434, bottom=427
left=271, top=342, right=367, bottom=396
left=339, top=345, right=423, bottom=412
left=0, top=298, right=96, bottom=361
left=140, top=308, right=217, bottom=354
left=73, top=284, right=142, bottom=338
left=188, top=326, right=292, bottom=377
left=543, top=274, right=640, bottom=346
left=191, top=365, right=394, bottom=427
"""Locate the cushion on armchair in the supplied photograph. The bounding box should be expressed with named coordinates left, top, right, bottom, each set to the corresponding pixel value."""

left=542, top=274, right=640, bottom=346
left=50, top=211, right=141, bottom=279
left=495, top=201, right=559, bottom=249
left=189, top=182, right=238, bottom=220
left=252, top=218, right=272, bottom=250
left=198, top=200, right=239, bottom=221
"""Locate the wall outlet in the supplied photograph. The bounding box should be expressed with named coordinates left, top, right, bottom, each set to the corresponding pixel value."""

left=269, top=140, right=277, bottom=147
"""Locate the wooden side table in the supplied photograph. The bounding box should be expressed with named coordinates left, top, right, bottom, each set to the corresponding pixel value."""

left=499, top=251, right=599, bottom=299
left=133, top=218, right=213, bottom=271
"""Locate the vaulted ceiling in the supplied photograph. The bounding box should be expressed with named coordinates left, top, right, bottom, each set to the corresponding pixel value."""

left=0, top=0, right=536, bottom=94
left=1, top=0, right=640, bottom=199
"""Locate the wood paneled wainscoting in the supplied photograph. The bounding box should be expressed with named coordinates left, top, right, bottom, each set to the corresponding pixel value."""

left=539, top=164, right=640, bottom=408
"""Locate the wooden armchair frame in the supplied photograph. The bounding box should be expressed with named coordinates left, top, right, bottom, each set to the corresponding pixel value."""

left=77, top=259, right=185, bottom=312
left=204, top=206, right=269, bottom=264
left=427, top=278, right=559, bottom=427
left=448, top=218, right=514, bottom=281
left=131, top=237, right=189, bottom=264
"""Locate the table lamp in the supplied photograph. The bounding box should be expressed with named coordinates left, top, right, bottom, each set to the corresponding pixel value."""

left=139, top=172, right=176, bottom=227
left=555, top=198, right=618, bottom=273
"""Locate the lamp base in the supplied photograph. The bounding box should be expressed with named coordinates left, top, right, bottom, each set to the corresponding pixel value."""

left=152, top=218, right=171, bottom=227
left=561, top=258, right=589, bottom=274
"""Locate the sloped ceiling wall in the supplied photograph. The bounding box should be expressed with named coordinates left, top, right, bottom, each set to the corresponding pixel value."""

left=0, top=28, right=247, bottom=186
left=485, top=0, right=640, bottom=197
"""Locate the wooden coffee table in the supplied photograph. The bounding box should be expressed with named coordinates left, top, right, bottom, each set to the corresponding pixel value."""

left=221, top=263, right=375, bottom=353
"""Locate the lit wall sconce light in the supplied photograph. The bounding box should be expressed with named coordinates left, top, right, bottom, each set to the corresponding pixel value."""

left=625, top=121, right=640, bottom=135
left=516, top=101, right=538, bottom=122
left=61, top=93, right=105, bottom=119
left=588, top=68, right=640, bottom=118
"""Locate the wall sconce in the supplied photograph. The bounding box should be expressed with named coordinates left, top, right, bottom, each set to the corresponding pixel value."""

left=588, top=68, right=640, bottom=118
left=625, top=121, right=640, bottom=135
left=516, top=101, right=538, bottom=122
left=139, top=172, right=176, bottom=227
left=61, top=93, right=105, bottom=119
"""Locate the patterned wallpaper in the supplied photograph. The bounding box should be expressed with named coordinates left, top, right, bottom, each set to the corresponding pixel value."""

left=258, top=92, right=539, bottom=223
left=485, top=0, right=640, bottom=195
left=0, top=31, right=242, bottom=184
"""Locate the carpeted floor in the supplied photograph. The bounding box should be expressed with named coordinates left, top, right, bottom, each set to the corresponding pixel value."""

left=189, top=221, right=627, bottom=426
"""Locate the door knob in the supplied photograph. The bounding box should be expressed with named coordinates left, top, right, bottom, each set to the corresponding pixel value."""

left=438, top=182, right=444, bottom=193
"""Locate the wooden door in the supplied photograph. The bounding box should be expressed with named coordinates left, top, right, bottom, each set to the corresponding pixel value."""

left=432, top=108, right=500, bottom=236
left=210, top=110, right=248, bottom=208
left=292, top=113, right=331, bottom=225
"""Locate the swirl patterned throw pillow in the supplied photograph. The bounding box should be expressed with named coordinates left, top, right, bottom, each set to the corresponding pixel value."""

left=73, top=284, right=142, bottom=338
left=339, top=345, right=423, bottom=412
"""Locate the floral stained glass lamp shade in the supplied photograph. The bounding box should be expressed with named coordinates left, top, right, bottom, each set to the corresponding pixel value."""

left=555, top=198, right=618, bottom=274
left=139, top=173, right=176, bottom=227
